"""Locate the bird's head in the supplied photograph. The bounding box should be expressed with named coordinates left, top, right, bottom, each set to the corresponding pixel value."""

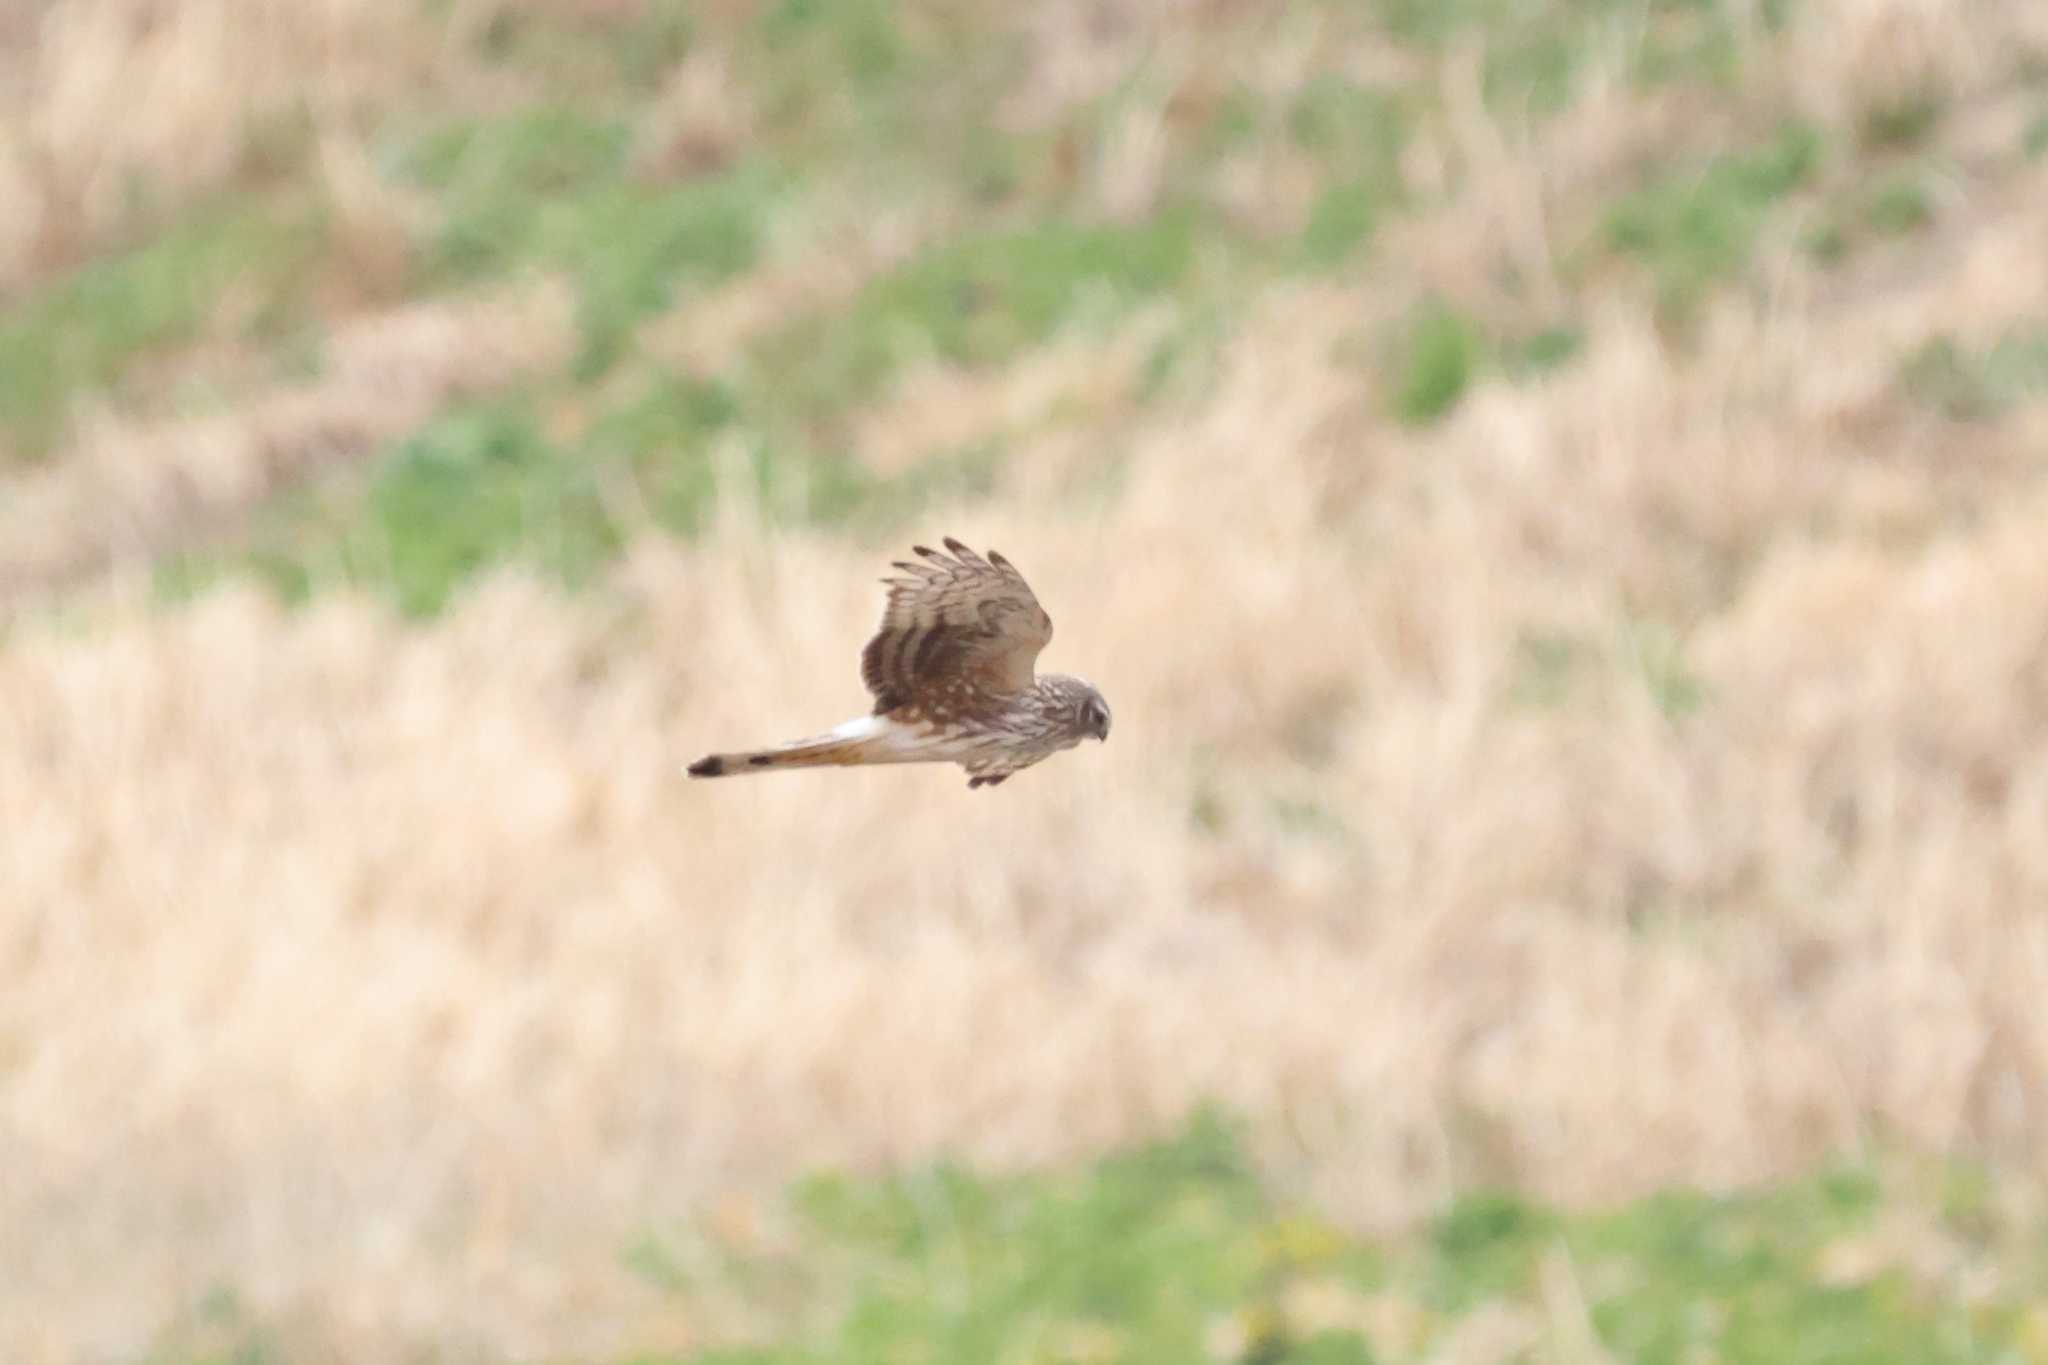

left=1073, top=681, right=1111, bottom=742
left=1037, top=674, right=1110, bottom=745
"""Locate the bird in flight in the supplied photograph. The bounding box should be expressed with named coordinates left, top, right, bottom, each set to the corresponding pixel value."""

left=688, top=537, right=1110, bottom=789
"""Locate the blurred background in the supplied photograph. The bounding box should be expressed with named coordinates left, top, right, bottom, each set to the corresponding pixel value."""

left=4, top=0, right=2048, bottom=1360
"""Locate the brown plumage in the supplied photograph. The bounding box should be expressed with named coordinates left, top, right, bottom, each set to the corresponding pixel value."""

left=687, top=537, right=1110, bottom=789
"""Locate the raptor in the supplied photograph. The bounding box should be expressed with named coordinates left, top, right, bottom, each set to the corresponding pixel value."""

left=687, top=538, right=1110, bottom=789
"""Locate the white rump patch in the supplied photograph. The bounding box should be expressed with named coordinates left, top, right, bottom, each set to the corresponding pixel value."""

left=816, top=713, right=944, bottom=762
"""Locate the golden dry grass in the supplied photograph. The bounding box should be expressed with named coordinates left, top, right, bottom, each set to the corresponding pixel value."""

left=9, top=271, right=2048, bottom=1355
left=0, top=0, right=432, bottom=285
left=5, top=0, right=2048, bottom=1360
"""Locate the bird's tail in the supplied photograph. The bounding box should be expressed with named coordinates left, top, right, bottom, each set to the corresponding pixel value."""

left=686, top=716, right=917, bottom=779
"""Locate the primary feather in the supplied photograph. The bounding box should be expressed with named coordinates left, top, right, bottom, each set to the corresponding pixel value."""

left=860, top=536, right=1053, bottom=712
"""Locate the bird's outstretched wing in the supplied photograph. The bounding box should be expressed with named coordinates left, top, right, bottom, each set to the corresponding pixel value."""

left=861, top=537, right=1053, bottom=713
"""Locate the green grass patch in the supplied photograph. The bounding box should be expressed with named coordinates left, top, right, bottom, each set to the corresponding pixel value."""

left=159, top=365, right=1011, bottom=618
left=1860, top=93, right=1945, bottom=150
left=741, top=0, right=1024, bottom=194
left=1390, top=298, right=1486, bottom=424
left=1511, top=630, right=1586, bottom=707
left=138, top=1116, right=2047, bottom=1364
left=1501, top=324, right=1585, bottom=377
left=1602, top=122, right=1823, bottom=322
left=394, top=106, right=633, bottom=198
left=136, top=1283, right=281, bottom=1365
left=1802, top=164, right=1941, bottom=263
left=156, top=199, right=1220, bottom=618
left=1512, top=618, right=1710, bottom=714
left=1370, top=0, right=1772, bottom=114
left=1623, top=618, right=1708, bottom=717
left=1287, top=76, right=1409, bottom=265
left=1631, top=2, right=1755, bottom=91
left=110, top=0, right=1816, bottom=620
left=758, top=0, right=912, bottom=96
left=461, top=0, right=695, bottom=96
left=1425, top=1190, right=1557, bottom=1310
left=1802, top=216, right=1851, bottom=265
left=1352, top=303, right=1584, bottom=425
left=2024, top=109, right=2048, bottom=159
left=754, top=212, right=1205, bottom=427
left=173, top=400, right=623, bottom=618
left=0, top=197, right=326, bottom=463
left=1864, top=173, right=1935, bottom=236
left=605, top=1114, right=2038, bottom=1365
left=668, top=1111, right=1279, bottom=1363
left=1373, top=0, right=1582, bottom=108
left=1299, top=181, right=1389, bottom=267
left=392, top=108, right=780, bottom=376
left=556, top=174, right=777, bottom=376
left=1567, top=1168, right=2018, bottom=1365
left=1900, top=326, right=2048, bottom=420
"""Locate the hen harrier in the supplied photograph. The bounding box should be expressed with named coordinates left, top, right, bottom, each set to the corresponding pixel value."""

left=687, top=537, right=1109, bottom=789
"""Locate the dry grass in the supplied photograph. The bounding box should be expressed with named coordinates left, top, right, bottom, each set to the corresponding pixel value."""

left=849, top=306, right=1173, bottom=477
left=0, top=0, right=439, bottom=287
left=8, top=232, right=2048, bottom=1358
left=6, top=0, right=2048, bottom=1360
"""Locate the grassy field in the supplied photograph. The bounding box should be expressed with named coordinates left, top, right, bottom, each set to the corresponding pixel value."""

left=146, top=1112, right=2048, bottom=1364
left=4, top=0, right=2048, bottom=1360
